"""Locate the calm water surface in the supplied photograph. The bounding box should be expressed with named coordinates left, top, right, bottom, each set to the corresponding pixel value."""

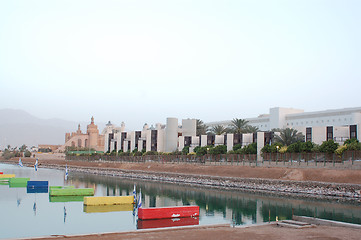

left=0, top=163, right=360, bottom=239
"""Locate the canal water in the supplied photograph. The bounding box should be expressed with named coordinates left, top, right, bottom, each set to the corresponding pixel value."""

left=0, top=163, right=360, bottom=239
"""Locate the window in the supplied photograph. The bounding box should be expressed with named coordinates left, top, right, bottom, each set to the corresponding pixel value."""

left=327, top=126, right=333, bottom=141
left=306, top=128, right=312, bottom=142
left=350, top=125, right=357, bottom=139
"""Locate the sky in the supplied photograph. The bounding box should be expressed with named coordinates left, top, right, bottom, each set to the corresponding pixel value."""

left=0, top=0, right=360, bottom=131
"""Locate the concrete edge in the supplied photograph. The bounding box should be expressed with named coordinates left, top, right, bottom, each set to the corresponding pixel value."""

left=234, top=222, right=276, bottom=228
left=293, top=215, right=361, bottom=229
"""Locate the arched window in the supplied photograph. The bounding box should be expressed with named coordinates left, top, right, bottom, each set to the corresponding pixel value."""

left=71, top=141, right=75, bottom=147
left=78, top=139, right=82, bottom=147
left=85, top=139, right=88, bottom=148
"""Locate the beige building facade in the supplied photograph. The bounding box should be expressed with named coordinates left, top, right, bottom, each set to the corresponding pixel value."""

left=57, top=117, right=105, bottom=152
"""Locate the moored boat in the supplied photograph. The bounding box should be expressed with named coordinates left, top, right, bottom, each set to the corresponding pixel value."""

left=27, top=181, right=48, bottom=188
left=0, top=174, right=16, bottom=182
left=137, top=216, right=199, bottom=229
left=49, top=186, right=94, bottom=196
left=83, top=204, right=134, bottom=213
left=83, top=196, right=134, bottom=206
left=9, top=178, right=30, bottom=188
left=49, top=195, right=85, bottom=202
left=138, top=206, right=199, bottom=220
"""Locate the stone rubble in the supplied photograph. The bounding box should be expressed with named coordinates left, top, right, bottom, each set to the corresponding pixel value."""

left=44, top=164, right=361, bottom=204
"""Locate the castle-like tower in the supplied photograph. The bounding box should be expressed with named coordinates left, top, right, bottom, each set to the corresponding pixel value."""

left=59, top=116, right=105, bottom=152
left=87, top=116, right=99, bottom=149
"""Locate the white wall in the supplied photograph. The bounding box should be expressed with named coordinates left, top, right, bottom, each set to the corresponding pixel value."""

left=201, top=135, right=207, bottom=147
left=178, top=136, right=184, bottom=151
left=214, top=135, right=224, bottom=146
left=256, top=132, right=264, bottom=160
left=165, top=118, right=178, bottom=152
left=312, top=127, right=326, bottom=145
left=157, top=129, right=165, bottom=152
left=226, top=133, right=233, bottom=152
left=242, top=133, right=253, bottom=146
left=334, top=126, right=349, bottom=144
left=182, top=119, right=196, bottom=136
left=146, top=129, right=151, bottom=152
left=270, top=107, right=304, bottom=130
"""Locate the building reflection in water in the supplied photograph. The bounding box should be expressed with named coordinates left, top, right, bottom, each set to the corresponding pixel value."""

left=69, top=172, right=361, bottom=225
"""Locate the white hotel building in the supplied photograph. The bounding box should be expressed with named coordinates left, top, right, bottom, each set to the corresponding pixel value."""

left=104, top=107, right=361, bottom=156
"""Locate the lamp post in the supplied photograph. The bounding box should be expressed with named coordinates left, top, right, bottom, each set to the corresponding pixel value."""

left=276, top=145, right=279, bottom=165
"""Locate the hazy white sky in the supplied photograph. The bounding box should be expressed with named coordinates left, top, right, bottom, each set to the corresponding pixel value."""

left=0, top=0, right=360, bottom=130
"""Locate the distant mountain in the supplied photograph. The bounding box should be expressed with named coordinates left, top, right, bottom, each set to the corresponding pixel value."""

left=0, top=109, right=105, bottom=149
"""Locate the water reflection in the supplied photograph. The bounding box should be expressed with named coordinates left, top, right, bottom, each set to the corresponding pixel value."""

left=1, top=163, right=361, bottom=239
left=73, top=172, right=361, bottom=225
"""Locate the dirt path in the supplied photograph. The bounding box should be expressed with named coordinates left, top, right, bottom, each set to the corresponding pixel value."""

left=3, top=157, right=361, bottom=184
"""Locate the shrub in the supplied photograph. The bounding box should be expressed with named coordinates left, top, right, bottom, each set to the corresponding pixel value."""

left=133, top=151, right=142, bottom=156
left=279, top=146, right=288, bottom=153
left=335, top=145, right=347, bottom=157
left=3, top=150, right=15, bottom=160
left=261, top=143, right=283, bottom=153
left=238, top=143, right=257, bottom=154
left=120, top=151, right=131, bottom=156
left=300, top=141, right=314, bottom=152
left=209, top=145, right=227, bottom=155
left=170, top=150, right=182, bottom=155
left=24, top=151, right=31, bottom=157
left=344, top=138, right=361, bottom=151
left=287, top=142, right=302, bottom=153
left=182, top=146, right=190, bottom=155
left=344, top=138, right=359, bottom=145
left=319, top=140, right=339, bottom=154
left=233, top=144, right=242, bottom=151
left=193, top=146, right=201, bottom=153
left=196, top=146, right=212, bottom=156
left=346, top=141, right=361, bottom=151
left=144, top=151, right=158, bottom=156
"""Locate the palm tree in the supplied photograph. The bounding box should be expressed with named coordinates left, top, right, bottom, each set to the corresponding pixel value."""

left=243, top=125, right=259, bottom=133
left=229, top=118, right=249, bottom=134
left=273, top=128, right=305, bottom=146
left=196, top=119, right=208, bottom=135
left=210, top=125, right=228, bottom=135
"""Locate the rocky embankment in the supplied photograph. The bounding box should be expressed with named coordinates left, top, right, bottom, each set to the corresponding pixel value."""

left=2, top=158, right=361, bottom=203
left=42, top=163, right=361, bottom=204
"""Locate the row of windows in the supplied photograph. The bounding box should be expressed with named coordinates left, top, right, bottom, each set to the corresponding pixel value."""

left=287, top=118, right=352, bottom=126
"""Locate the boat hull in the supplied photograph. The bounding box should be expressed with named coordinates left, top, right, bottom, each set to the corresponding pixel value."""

left=138, top=206, right=199, bottom=220
left=137, top=217, right=199, bottom=229
left=84, top=196, right=134, bottom=206
left=50, top=187, right=94, bottom=196
left=84, top=204, right=134, bottom=213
